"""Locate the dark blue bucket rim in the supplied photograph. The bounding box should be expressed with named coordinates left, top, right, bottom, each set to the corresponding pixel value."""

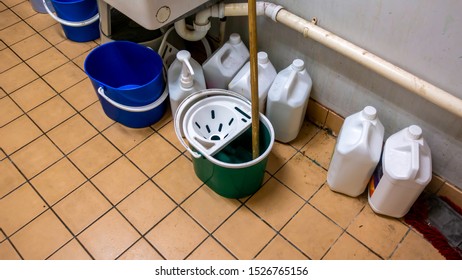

left=84, top=41, right=164, bottom=92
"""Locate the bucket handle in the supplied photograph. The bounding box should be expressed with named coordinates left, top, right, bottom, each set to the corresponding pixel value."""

left=97, top=87, right=168, bottom=112
left=174, top=89, right=252, bottom=159
left=42, top=0, right=99, bottom=27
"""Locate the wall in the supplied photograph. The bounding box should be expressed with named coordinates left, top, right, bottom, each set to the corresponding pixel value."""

left=224, top=0, right=462, bottom=190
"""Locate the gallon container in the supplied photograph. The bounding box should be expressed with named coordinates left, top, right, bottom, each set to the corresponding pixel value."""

left=327, top=106, right=384, bottom=197
left=228, top=51, right=277, bottom=113
left=168, top=50, right=206, bottom=117
left=266, top=59, right=312, bottom=143
left=202, top=33, right=249, bottom=89
left=368, top=125, right=432, bottom=218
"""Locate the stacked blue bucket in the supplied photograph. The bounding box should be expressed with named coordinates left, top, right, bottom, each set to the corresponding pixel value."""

left=42, top=0, right=100, bottom=42
left=84, top=41, right=168, bottom=128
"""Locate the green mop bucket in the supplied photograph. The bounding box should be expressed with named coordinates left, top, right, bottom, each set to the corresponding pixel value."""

left=175, top=89, right=275, bottom=199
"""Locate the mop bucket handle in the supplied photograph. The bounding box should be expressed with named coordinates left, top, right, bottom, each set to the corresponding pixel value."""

left=174, top=89, right=252, bottom=159
left=97, top=87, right=168, bottom=112
left=42, top=0, right=99, bottom=27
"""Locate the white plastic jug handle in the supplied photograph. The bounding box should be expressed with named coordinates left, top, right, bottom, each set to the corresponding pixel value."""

left=174, top=89, right=252, bottom=159
left=410, top=142, right=420, bottom=179
left=283, top=70, right=298, bottom=101
left=358, top=121, right=372, bottom=150
left=42, top=0, right=99, bottom=27
left=97, top=87, right=168, bottom=112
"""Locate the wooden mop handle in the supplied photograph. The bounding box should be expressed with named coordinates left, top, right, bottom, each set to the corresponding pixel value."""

left=248, top=0, right=259, bottom=159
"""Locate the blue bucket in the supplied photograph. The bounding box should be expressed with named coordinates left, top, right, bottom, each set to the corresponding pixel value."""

left=96, top=86, right=169, bottom=128
left=84, top=41, right=164, bottom=106
left=43, top=0, right=100, bottom=42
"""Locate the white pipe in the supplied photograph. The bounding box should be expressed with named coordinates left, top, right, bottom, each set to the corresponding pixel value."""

left=218, top=2, right=462, bottom=118
left=273, top=8, right=462, bottom=118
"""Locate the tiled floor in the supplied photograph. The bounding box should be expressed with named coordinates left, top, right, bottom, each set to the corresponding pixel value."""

left=0, top=1, right=445, bottom=260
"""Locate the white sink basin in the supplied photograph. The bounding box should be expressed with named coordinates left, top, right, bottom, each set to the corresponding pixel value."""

left=100, top=0, right=214, bottom=30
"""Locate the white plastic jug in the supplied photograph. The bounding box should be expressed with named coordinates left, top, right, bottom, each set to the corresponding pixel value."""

left=168, top=50, right=206, bottom=117
left=228, top=51, right=277, bottom=113
left=327, top=106, right=385, bottom=197
left=266, top=59, right=312, bottom=143
left=202, top=33, right=249, bottom=89
left=368, top=125, right=432, bottom=218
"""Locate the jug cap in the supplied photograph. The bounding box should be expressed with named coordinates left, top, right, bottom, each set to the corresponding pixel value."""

left=407, top=125, right=422, bottom=140
left=362, top=106, right=377, bottom=120
left=229, top=33, right=242, bottom=45
left=291, top=59, right=305, bottom=71
left=258, top=52, right=269, bottom=64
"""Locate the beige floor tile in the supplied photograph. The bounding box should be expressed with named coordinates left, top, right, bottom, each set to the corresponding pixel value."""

left=255, top=235, right=308, bottom=260
left=306, top=99, right=328, bottom=127
left=310, top=184, right=367, bottom=228
left=0, top=183, right=46, bottom=236
left=2, top=0, right=24, bottom=8
left=323, top=233, right=380, bottom=260
left=25, top=13, right=56, bottom=32
left=391, top=230, right=444, bottom=260
left=53, top=182, right=111, bottom=234
left=266, top=141, right=297, bottom=175
left=26, top=47, right=69, bottom=76
left=10, top=34, right=51, bottom=60
left=60, top=78, right=97, bottom=111
left=118, top=238, right=164, bottom=260
left=0, top=96, right=23, bottom=127
left=127, top=133, right=180, bottom=178
left=81, top=101, right=114, bottom=131
left=0, top=115, right=42, bottom=154
left=55, top=39, right=96, bottom=60
left=48, top=239, right=92, bottom=260
left=347, top=206, right=409, bottom=259
left=78, top=209, right=140, bottom=260
left=47, top=114, right=98, bottom=154
left=118, top=181, right=175, bottom=234
left=11, top=135, right=63, bottom=179
left=301, top=130, right=336, bottom=169
left=153, top=155, right=202, bottom=203
left=182, top=185, right=241, bottom=232
left=151, top=107, right=173, bottom=131
left=0, top=21, right=35, bottom=45
left=246, top=178, right=305, bottom=230
left=0, top=2, right=5, bottom=11
left=275, top=152, right=326, bottom=200
left=39, top=23, right=66, bottom=45
left=157, top=121, right=185, bottom=152
left=0, top=153, right=26, bottom=198
left=11, top=1, right=36, bottom=20
left=9, top=79, right=56, bottom=112
left=0, top=47, right=21, bottom=73
left=103, top=123, right=155, bottom=153
left=0, top=63, right=38, bottom=93
left=325, top=110, right=344, bottom=136
left=289, top=121, right=320, bottom=150
left=72, top=49, right=91, bottom=70
left=0, top=9, right=21, bottom=30
left=31, top=157, right=86, bottom=205
left=281, top=204, right=343, bottom=259
left=43, top=61, right=86, bottom=93
left=187, top=237, right=236, bottom=260
left=91, top=157, right=148, bottom=204
left=214, top=206, right=276, bottom=260
left=0, top=238, right=21, bottom=260
left=0, top=87, right=6, bottom=98
left=145, top=208, right=208, bottom=260
left=68, top=134, right=121, bottom=178
left=28, top=95, right=76, bottom=132
left=10, top=210, right=72, bottom=260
